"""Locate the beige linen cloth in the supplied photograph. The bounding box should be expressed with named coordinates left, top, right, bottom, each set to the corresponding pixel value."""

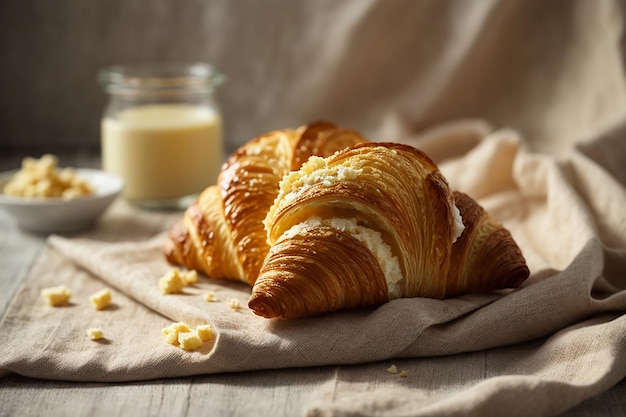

left=1, top=119, right=625, bottom=416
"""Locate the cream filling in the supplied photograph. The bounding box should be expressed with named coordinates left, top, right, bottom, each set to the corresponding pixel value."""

left=451, top=204, right=464, bottom=243
left=271, top=157, right=464, bottom=299
left=278, top=157, right=362, bottom=201
left=277, top=155, right=464, bottom=244
left=278, top=217, right=404, bottom=299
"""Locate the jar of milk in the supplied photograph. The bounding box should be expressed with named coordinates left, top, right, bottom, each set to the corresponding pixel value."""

left=99, top=62, right=224, bottom=209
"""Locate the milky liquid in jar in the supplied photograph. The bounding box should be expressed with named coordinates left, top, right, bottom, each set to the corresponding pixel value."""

left=99, top=63, right=225, bottom=209
left=102, top=104, right=222, bottom=205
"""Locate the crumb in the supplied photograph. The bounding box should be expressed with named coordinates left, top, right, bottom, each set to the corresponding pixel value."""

left=181, top=269, right=198, bottom=285
left=3, top=154, right=93, bottom=199
left=203, top=291, right=215, bottom=302
left=159, top=268, right=199, bottom=294
left=178, top=331, right=203, bottom=350
left=159, top=269, right=185, bottom=294
left=163, top=330, right=179, bottom=346
left=162, top=322, right=191, bottom=347
left=162, top=321, right=212, bottom=350
left=86, top=328, right=104, bottom=340
left=41, top=285, right=72, bottom=306
left=399, top=370, right=408, bottom=378
left=228, top=298, right=241, bottom=310
left=89, top=288, right=112, bottom=310
left=195, top=324, right=213, bottom=341
left=386, top=364, right=398, bottom=374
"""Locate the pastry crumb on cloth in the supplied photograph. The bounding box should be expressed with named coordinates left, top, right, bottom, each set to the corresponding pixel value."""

left=89, top=288, right=112, bottom=310
left=41, top=285, right=72, bottom=307
left=86, top=328, right=104, bottom=340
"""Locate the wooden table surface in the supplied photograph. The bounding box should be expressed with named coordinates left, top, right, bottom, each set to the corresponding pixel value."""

left=1, top=153, right=625, bottom=417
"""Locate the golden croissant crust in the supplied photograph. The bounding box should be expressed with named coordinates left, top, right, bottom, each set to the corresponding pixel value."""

left=164, top=123, right=529, bottom=320
left=248, top=142, right=529, bottom=319
left=446, top=191, right=529, bottom=295
left=163, top=121, right=367, bottom=285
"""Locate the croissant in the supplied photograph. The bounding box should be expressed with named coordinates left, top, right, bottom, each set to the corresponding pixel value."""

left=248, top=142, right=529, bottom=319
left=163, top=121, right=367, bottom=285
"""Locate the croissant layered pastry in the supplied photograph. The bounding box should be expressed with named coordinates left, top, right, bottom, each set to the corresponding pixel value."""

left=163, top=121, right=367, bottom=285
left=249, top=143, right=529, bottom=318
left=164, top=122, right=530, bottom=319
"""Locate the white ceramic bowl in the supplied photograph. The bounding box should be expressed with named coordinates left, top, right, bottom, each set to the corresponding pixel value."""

left=0, top=169, right=124, bottom=234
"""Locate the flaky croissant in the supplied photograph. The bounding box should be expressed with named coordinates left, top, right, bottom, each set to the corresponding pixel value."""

left=163, top=121, right=367, bottom=285
left=248, top=142, right=529, bottom=319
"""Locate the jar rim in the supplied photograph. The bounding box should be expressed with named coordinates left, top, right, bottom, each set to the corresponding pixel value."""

left=99, top=62, right=225, bottom=94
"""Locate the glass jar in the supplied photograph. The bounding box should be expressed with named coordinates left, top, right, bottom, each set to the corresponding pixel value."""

left=99, top=62, right=225, bottom=209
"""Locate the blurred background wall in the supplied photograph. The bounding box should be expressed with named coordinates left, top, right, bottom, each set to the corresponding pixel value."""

left=1, top=0, right=625, bottom=157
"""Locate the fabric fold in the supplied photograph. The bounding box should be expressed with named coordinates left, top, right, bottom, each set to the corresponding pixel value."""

left=305, top=314, right=626, bottom=417
left=0, top=122, right=625, bottom=417
left=1, top=232, right=621, bottom=382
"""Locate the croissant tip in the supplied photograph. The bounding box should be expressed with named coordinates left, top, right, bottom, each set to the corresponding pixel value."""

left=162, top=240, right=174, bottom=259
left=510, top=265, right=531, bottom=288
left=248, top=294, right=280, bottom=319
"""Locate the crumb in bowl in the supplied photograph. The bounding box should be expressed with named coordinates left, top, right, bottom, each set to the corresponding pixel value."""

left=3, top=154, right=93, bottom=199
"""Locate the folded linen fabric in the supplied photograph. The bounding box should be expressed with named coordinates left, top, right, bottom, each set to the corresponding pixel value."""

left=1, top=122, right=625, bottom=417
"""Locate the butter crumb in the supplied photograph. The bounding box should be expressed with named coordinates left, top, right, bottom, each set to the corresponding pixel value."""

left=86, top=328, right=104, bottom=340
left=181, top=269, right=198, bottom=285
left=228, top=298, right=241, bottom=310
left=195, top=324, right=213, bottom=341
left=162, top=321, right=212, bottom=350
left=159, top=269, right=184, bottom=294
left=3, top=154, right=93, bottom=199
left=89, top=288, right=112, bottom=310
left=203, top=291, right=215, bottom=302
left=178, top=331, right=203, bottom=350
left=164, top=330, right=179, bottom=346
left=159, top=268, right=199, bottom=294
left=162, top=322, right=191, bottom=336
left=386, top=365, right=398, bottom=374
left=162, top=322, right=190, bottom=347
left=41, top=285, right=72, bottom=306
